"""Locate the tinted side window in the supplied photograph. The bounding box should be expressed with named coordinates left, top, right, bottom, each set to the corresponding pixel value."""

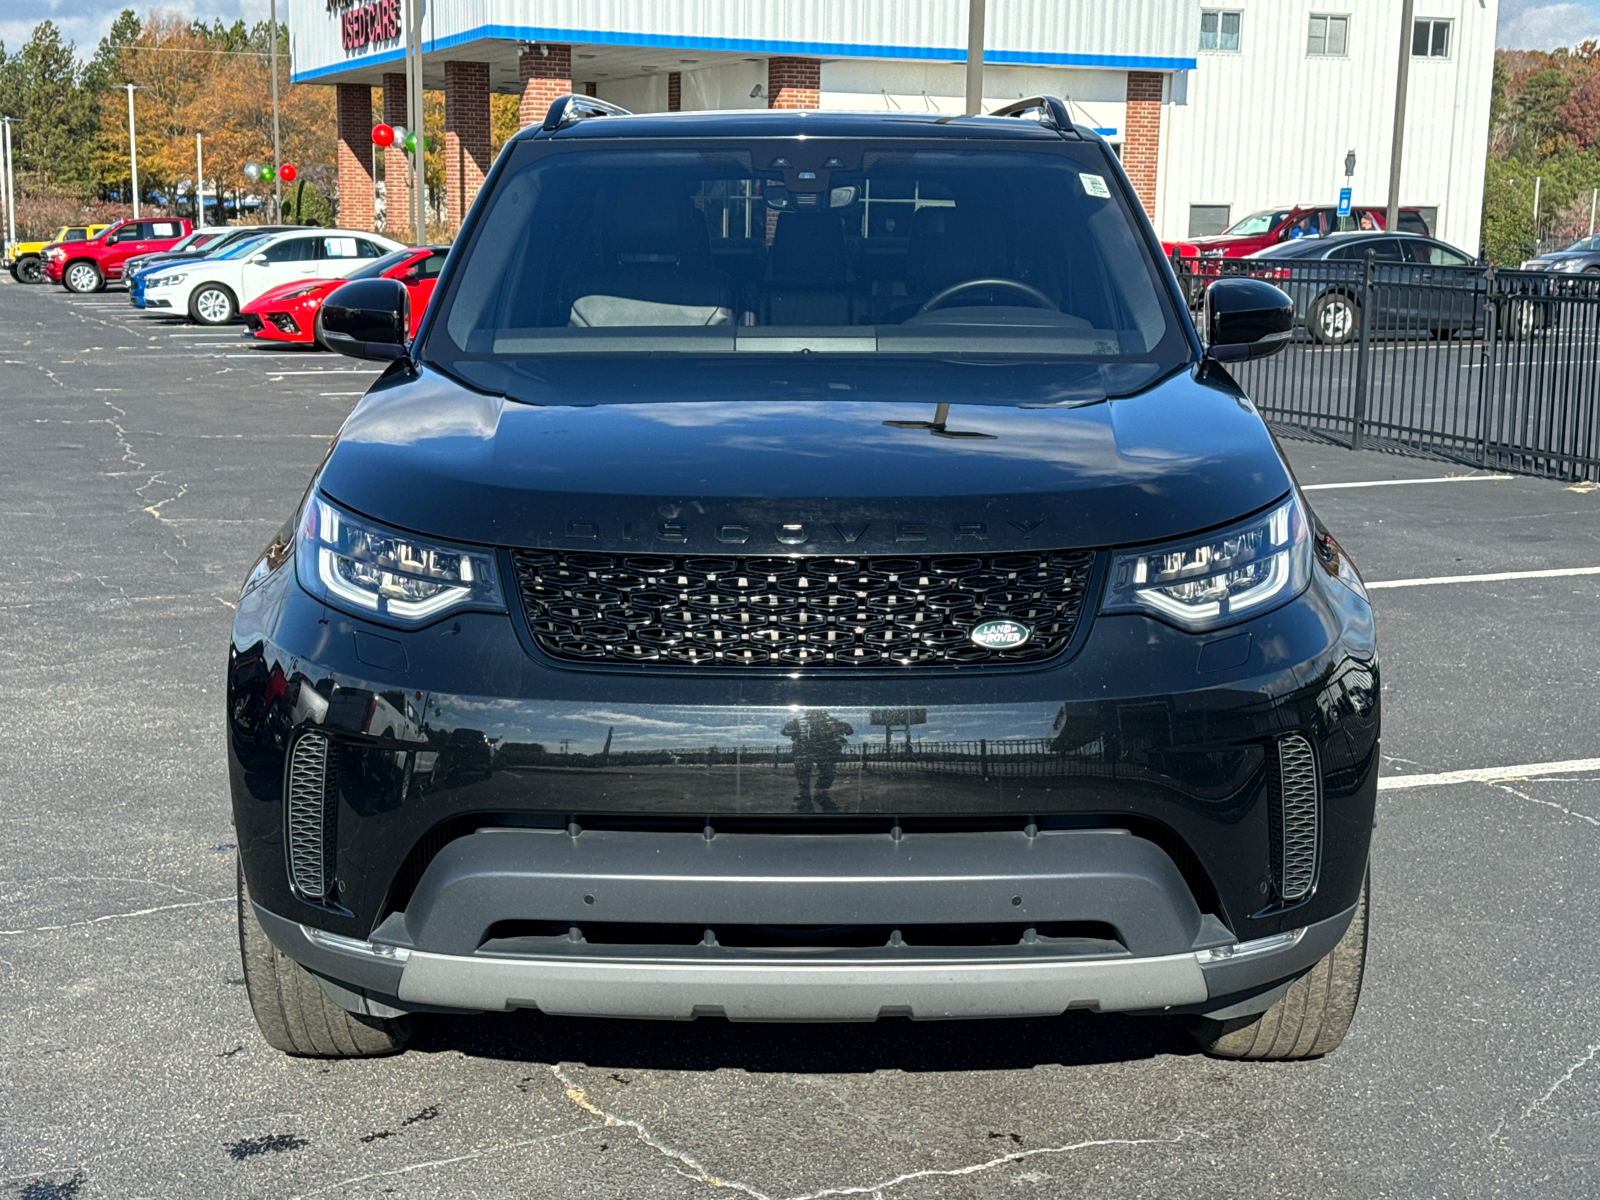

left=64, top=229, right=88, bottom=243
left=420, top=251, right=447, bottom=278
left=112, top=225, right=144, bottom=243
left=1369, top=239, right=1405, bottom=262
left=1397, top=211, right=1430, bottom=235
left=262, top=237, right=319, bottom=263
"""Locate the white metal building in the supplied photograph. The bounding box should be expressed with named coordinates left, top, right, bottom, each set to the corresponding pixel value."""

left=289, top=1, right=1497, bottom=253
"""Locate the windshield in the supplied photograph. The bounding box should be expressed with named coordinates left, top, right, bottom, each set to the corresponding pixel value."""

left=349, top=248, right=418, bottom=280
left=1223, top=210, right=1291, bottom=237
left=217, top=235, right=270, bottom=261
left=428, top=140, right=1182, bottom=375
left=1565, top=236, right=1600, bottom=253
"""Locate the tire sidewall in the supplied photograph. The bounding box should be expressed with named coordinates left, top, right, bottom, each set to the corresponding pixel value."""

left=64, top=261, right=103, bottom=294
left=191, top=285, right=236, bottom=326
left=17, top=256, right=44, bottom=284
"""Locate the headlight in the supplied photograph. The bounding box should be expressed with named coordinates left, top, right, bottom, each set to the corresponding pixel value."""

left=1101, top=496, right=1312, bottom=632
left=1560, top=258, right=1588, bottom=272
left=295, top=495, right=504, bottom=628
left=148, top=272, right=186, bottom=288
left=278, top=285, right=324, bottom=302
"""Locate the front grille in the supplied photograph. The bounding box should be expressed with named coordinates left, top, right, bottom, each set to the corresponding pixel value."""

left=285, top=731, right=338, bottom=900
left=1270, top=734, right=1320, bottom=902
left=510, top=549, right=1097, bottom=670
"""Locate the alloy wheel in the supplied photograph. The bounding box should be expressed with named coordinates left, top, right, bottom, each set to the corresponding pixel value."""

left=17, top=258, right=43, bottom=285
left=195, top=288, right=233, bottom=325
left=65, top=263, right=100, bottom=293
left=1319, top=300, right=1354, bottom=342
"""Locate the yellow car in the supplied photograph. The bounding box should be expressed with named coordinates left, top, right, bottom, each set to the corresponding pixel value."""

left=5, top=224, right=112, bottom=284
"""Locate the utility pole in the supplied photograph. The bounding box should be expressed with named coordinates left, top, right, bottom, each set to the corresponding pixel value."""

left=1385, top=0, right=1415, bottom=233
left=269, top=0, right=282, bottom=219
left=0, top=118, right=16, bottom=256
left=195, top=134, right=204, bottom=226
left=124, top=83, right=141, bottom=218
left=405, top=0, right=425, bottom=241
left=964, top=0, right=986, bottom=116
left=1590, top=187, right=1597, bottom=237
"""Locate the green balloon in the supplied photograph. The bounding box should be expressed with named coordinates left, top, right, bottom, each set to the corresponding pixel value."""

left=403, top=131, right=418, bottom=154
left=260, top=165, right=276, bottom=182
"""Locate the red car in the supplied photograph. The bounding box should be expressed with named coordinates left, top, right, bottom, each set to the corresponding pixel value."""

left=239, top=246, right=447, bottom=345
left=44, top=216, right=193, bottom=293
left=1165, top=204, right=1430, bottom=262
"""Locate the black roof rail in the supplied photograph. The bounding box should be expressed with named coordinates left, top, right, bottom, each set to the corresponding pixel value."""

left=989, top=95, right=1077, bottom=136
left=541, top=93, right=632, bottom=133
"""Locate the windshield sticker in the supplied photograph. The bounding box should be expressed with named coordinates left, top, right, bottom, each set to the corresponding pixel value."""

left=1080, top=173, right=1111, bottom=199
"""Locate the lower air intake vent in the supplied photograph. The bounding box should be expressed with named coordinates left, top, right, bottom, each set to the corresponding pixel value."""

left=1271, top=734, right=1320, bottom=902
left=286, top=732, right=337, bottom=900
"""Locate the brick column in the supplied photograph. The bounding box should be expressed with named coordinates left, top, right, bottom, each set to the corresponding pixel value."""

left=381, top=72, right=413, bottom=242
left=444, top=60, right=491, bottom=231
left=335, top=83, right=374, bottom=232
left=1123, top=72, right=1163, bottom=219
left=519, top=43, right=572, bottom=129
left=667, top=72, right=682, bottom=112
left=768, top=57, right=820, bottom=109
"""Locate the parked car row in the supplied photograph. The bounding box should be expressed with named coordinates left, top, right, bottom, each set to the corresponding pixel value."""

left=1174, top=229, right=1599, bottom=345
left=9, top=216, right=444, bottom=346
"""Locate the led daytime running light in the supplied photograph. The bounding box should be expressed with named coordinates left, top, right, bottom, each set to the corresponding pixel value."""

left=296, top=495, right=504, bottom=628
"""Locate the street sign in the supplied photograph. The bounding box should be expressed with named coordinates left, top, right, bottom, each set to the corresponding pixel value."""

left=1338, top=187, right=1352, bottom=218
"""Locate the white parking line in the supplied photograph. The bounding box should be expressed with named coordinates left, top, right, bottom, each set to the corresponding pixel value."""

left=267, top=369, right=379, bottom=375
left=1303, top=474, right=1512, bottom=490
left=1379, top=758, right=1600, bottom=790
left=1366, top=565, right=1600, bottom=589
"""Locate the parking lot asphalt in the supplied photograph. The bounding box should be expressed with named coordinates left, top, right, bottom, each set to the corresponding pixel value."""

left=3, top=279, right=1598, bottom=1199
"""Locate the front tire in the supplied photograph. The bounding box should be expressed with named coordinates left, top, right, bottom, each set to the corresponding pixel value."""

left=237, top=858, right=416, bottom=1057
left=15, top=255, right=44, bottom=284
left=1307, top=292, right=1359, bottom=345
left=1186, top=867, right=1369, bottom=1060
left=190, top=284, right=237, bottom=325
left=63, top=260, right=103, bottom=294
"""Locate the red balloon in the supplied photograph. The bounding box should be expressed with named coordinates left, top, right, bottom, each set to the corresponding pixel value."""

left=372, top=123, right=395, bottom=147
left=279, top=163, right=297, bottom=183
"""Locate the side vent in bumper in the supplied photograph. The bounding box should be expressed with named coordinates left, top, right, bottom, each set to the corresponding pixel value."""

left=1270, top=734, right=1320, bottom=903
left=286, top=731, right=338, bottom=900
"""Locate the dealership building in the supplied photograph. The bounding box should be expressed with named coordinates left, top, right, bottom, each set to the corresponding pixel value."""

left=288, top=0, right=1497, bottom=252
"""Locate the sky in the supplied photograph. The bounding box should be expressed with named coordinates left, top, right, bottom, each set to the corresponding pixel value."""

left=5, top=0, right=1600, bottom=62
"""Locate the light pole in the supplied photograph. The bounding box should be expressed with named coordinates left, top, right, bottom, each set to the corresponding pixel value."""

left=195, top=133, right=204, bottom=226
left=269, top=0, right=282, bottom=219
left=964, top=0, right=986, bottom=116
left=1385, top=0, right=1415, bottom=234
left=404, top=0, right=425, bottom=240
left=0, top=117, right=17, bottom=256
left=120, top=83, right=148, bottom=218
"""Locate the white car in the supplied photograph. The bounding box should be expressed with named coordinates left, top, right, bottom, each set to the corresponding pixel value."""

left=140, top=228, right=404, bottom=325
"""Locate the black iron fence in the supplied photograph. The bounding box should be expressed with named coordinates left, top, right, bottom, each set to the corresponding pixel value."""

left=1174, top=254, right=1600, bottom=481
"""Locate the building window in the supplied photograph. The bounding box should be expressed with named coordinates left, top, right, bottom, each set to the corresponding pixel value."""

left=1413, top=19, right=1451, bottom=58
left=1307, top=14, right=1349, bottom=57
left=1189, top=205, right=1232, bottom=237
left=1200, top=11, right=1242, bottom=52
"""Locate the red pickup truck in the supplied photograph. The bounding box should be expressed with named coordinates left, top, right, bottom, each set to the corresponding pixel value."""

left=1165, top=204, right=1430, bottom=262
left=44, top=216, right=193, bottom=293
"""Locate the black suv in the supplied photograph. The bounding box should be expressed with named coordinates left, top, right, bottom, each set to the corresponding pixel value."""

left=230, top=96, right=1376, bottom=1060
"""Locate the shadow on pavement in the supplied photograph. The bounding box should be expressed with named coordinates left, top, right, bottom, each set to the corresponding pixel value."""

left=410, top=1009, right=1200, bottom=1073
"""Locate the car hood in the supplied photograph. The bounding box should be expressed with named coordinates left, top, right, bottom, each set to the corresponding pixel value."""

left=317, top=364, right=1290, bottom=555
left=245, top=277, right=329, bottom=309
left=1533, top=252, right=1595, bottom=264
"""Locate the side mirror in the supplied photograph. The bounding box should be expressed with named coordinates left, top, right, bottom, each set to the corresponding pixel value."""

left=316, top=277, right=410, bottom=362
left=1203, top=277, right=1294, bottom=362
left=249, top=253, right=268, bottom=264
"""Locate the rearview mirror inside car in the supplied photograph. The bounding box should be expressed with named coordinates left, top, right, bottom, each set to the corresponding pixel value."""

left=316, top=278, right=410, bottom=362
left=1203, top=278, right=1294, bottom=362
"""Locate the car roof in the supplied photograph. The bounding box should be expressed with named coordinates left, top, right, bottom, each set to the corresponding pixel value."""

left=516, top=108, right=1085, bottom=144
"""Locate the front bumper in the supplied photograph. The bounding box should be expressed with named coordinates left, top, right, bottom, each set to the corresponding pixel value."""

left=231, top=540, right=1378, bottom=1018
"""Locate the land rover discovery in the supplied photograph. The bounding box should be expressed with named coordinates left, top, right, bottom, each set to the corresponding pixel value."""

left=229, top=97, right=1376, bottom=1060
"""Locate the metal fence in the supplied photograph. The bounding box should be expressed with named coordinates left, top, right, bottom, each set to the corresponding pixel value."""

left=1174, top=255, right=1600, bottom=481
